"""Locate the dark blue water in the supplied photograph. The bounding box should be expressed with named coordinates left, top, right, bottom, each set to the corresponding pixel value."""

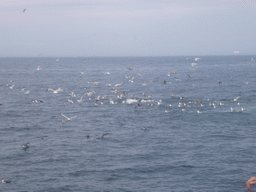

left=1, top=56, right=256, bottom=191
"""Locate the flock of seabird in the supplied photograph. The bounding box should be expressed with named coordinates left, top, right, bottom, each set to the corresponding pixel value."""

left=1, top=56, right=251, bottom=184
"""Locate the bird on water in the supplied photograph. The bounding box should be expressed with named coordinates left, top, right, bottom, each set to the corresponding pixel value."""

left=2, top=178, right=11, bottom=183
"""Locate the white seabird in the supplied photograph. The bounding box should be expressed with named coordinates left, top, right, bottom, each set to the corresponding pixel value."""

left=191, top=63, right=198, bottom=68
left=37, top=65, right=41, bottom=70
left=234, top=51, right=239, bottom=55
left=233, top=96, right=240, bottom=102
left=77, top=95, right=84, bottom=102
left=69, top=92, right=76, bottom=97
left=61, top=113, right=77, bottom=121
left=9, top=84, right=15, bottom=89
left=47, top=88, right=63, bottom=94
left=115, top=83, right=123, bottom=87
left=195, top=57, right=201, bottom=62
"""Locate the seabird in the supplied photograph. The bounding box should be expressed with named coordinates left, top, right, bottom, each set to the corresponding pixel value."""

left=86, top=91, right=96, bottom=97
left=167, top=72, right=177, bottom=76
left=9, top=84, right=15, bottom=89
left=37, top=136, right=48, bottom=139
left=174, top=77, right=181, bottom=81
left=233, top=96, right=240, bottom=102
left=2, top=178, right=11, bottom=183
left=77, top=95, right=84, bottom=102
left=67, top=99, right=74, bottom=104
left=61, top=113, right=77, bottom=121
left=109, top=98, right=117, bottom=104
left=129, top=77, right=134, bottom=83
left=114, top=83, right=123, bottom=87
left=195, top=57, right=201, bottom=62
left=191, top=63, right=198, bottom=67
left=32, top=99, right=44, bottom=103
left=22, top=142, right=30, bottom=150
left=142, top=93, right=151, bottom=99
left=99, top=133, right=108, bottom=139
left=37, top=65, right=41, bottom=70
left=234, top=51, right=239, bottom=55
left=23, top=8, right=26, bottom=13
left=69, top=92, right=76, bottom=97
left=157, top=99, right=163, bottom=105
left=135, top=99, right=142, bottom=107
left=127, top=67, right=133, bottom=70
left=47, top=88, right=63, bottom=94
left=87, top=81, right=99, bottom=85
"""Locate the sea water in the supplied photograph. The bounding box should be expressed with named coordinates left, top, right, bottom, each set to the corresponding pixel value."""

left=0, top=56, right=256, bottom=191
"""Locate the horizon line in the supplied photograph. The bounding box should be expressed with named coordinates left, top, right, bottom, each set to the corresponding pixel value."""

left=1, top=54, right=255, bottom=58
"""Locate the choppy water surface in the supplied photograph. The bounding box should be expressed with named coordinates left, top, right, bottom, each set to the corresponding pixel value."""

left=1, top=56, right=256, bottom=191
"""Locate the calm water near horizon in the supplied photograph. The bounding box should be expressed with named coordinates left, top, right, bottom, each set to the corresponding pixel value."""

left=1, top=56, right=256, bottom=191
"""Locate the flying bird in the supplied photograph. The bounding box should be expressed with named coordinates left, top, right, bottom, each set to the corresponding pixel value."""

left=61, top=113, right=77, bottom=121
left=99, top=133, right=108, bottom=139
left=234, top=51, right=239, bottom=55
left=233, top=96, right=240, bottom=102
left=195, top=57, right=201, bottom=62
left=191, top=63, right=198, bottom=67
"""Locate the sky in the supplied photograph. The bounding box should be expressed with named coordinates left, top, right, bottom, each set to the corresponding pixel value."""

left=0, top=0, right=256, bottom=57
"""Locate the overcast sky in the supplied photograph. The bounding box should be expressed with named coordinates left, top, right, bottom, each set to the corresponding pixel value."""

left=1, top=0, right=255, bottom=57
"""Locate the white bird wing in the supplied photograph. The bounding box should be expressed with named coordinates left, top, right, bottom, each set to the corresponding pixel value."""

left=61, top=113, right=70, bottom=120
left=234, top=96, right=240, bottom=101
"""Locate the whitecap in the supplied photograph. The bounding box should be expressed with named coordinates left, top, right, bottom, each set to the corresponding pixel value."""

left=126, top=99, right=138, bottom=104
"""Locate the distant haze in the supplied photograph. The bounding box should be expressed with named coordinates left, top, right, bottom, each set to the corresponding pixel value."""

left=1, top=0, right=256, bottom=57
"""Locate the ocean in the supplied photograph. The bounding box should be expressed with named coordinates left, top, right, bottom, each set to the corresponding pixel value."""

left=0, top=56, right=256, bottom=191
